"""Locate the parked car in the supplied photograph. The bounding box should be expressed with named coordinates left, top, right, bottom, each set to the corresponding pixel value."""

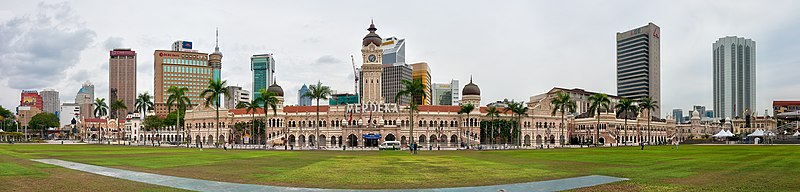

left=379, top=141, right=401, bottom=150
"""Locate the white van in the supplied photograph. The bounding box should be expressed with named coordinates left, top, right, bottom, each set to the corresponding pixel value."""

left=379, top=141, right=401, bottom=150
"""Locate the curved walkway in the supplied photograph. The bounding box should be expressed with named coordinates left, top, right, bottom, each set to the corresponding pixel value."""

left=33, top=159, right=627, bottom=192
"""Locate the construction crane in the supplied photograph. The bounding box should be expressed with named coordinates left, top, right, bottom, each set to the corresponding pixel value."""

left=351, top=55, right=359, bottom=94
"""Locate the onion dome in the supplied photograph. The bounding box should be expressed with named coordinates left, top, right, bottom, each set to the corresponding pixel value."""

left=267, top=82, right=284, bottom=97
left=362, top=21, right=382, bottom=46
left=462, top=76, right=480, bottom=96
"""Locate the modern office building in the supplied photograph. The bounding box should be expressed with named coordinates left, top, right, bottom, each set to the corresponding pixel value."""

left=224, top=85, right=250, bottom=109
left=20, top=90, right=43, bottom=111
left=171, top=40, right=194, bottom=52
left=360, top=21, right=384, bottom=104
left=616, top=22, right=661, bottom=117
left=713, top=36, right=756, bottom=119
left=705, top=110, right=714, bottom=118
left=410, top=62, right=432, bottom=105
left=75, top=81, right=95, bottom=119
left=298, top=84, right=312, bottom=106
left=251, top=54, right=275, bottom=102
left=673, top=109, right=684, bottom=124
left=40, top=89, right=60, bottom=115
left=329, top=93, right=359, bottom=105
left=382, top=64, right=412, bottom=105
left=381, top=36, right=405, bottom=66
left=432, top=79, right=460, bottom=106
left=153, top=49, right=213, bottom=116
left=693, top=105, right=706, bottom=119
left=59, top=103, right=80, bottom=128
left=109, top=48, right=137, bottom=118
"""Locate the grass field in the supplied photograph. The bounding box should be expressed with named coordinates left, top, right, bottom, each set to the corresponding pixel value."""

left=1, top=144, right=798, bottom=191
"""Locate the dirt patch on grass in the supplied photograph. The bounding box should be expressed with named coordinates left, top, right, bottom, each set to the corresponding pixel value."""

left=573, top=182, right=643, bottom=192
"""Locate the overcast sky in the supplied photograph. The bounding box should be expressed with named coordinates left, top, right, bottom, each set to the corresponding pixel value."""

left=1, top=0, right=799, bottom=116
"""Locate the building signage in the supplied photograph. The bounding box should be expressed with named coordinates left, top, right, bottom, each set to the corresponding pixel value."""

left=110, top=50, right=136, bottom=56
left=182, top=41, right=192, bottom=49
left=345, top=103, right=400, bottom=113
left=158, top=52, right=208, bottom=60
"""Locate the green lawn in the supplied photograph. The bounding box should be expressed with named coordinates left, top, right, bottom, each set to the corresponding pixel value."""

left=1, top=144, right=798, bottom=191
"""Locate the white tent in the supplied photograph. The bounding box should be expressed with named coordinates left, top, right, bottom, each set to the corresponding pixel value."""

left=713, top=129, right=734, bottom=137
left=793, top=131, right=800, bottom=137
left=747, top=129, right=765, bottom=137
left=724, top=130, right=734, bottom=136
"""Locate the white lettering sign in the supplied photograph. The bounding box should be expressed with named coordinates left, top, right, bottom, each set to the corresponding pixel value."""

left=346, top=103, right=400, bottom=113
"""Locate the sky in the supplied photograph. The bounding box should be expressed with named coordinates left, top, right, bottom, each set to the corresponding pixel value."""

left=0, top=0, right=799, bottom=117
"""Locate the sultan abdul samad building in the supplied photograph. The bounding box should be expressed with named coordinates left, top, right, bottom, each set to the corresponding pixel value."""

left=175, top=22, right=690, bottom=148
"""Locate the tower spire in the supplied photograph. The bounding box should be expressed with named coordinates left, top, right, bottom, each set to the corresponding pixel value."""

left=214, top=27, right=220, bottom=52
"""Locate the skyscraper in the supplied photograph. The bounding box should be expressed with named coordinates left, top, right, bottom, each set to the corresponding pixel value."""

left=20, top=90, right=43, bottom=111
left=224, top=85, right=250, bottom=109
left=40, top=89, right=59, bottom=115
left=381, top=36, right=405, bottom=66
left=75, top=81, right=94, bottom=119
left=109, top=48, right=137, bottom=118
left=251, top=54, right=275, bottom=101
left=382, top=64, right=412, bottom=105
left=713, top=36, right=756, bottom=119
left=153, top=49, right=214, bottom=116
left=616, top=22, right=661, bottom=117
left=410, top=62, right=431, bottom=105
left=432, top=79, right=460, bottom=106
left=298, top=84, right=311, bottom=106
left=672, top=109, right=684, bottom=124
left=209, top=29, right=223, bottom=107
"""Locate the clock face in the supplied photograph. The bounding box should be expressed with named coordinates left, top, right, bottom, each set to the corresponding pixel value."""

left=368, top=55, right=377, bottom=62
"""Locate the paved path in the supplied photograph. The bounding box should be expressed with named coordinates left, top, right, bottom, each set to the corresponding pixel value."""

left=33, top=159, right=627, bottom=192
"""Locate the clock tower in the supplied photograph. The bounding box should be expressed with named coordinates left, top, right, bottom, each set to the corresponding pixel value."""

left=360, top=21, right=384, bottom=104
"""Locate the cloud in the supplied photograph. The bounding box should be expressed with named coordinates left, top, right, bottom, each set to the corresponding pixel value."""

left=0, top=2, right=95, bottom=90
left=314, top=55, right=341, bottom=64
left=103, top=36, right=124, bottom=51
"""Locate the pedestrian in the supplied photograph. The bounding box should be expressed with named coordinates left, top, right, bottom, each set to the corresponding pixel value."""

left=223, top=142, right=228, bottom=151
left=674, top=140, right=679, bottom=150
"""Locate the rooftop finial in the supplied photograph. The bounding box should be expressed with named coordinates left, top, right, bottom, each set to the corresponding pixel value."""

left=470, top=75, right=473, bottom=83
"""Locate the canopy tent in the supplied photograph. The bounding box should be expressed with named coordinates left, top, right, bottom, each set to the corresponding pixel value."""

left=747, top=129, right=765, bottom=137
left=712, top=129, right=734, bottom=137
left=793, top=131, right=800, bottom=137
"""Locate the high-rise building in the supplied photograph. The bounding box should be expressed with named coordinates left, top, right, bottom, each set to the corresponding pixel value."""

left=75, top=81, right=94, bottom=119
left=381, top=36, right=405, bottom=66
left=251, top=54, right=275, bottom=101
left=40, top=89, right=59, bottom=115
left=59, top=103, right=80, bottom=128
left=672, top=109, right=684, bottom=124
left=224, top=85, right=250, bottom=109
left=210, top=29, right=224, bottom=107
left=20, top=90, right=43, bottom=111
left=705, top=110, right=714, bottom=118
left=713, top=36, right=756, bottom=119
left=693, top=105, right=706, bottom=119
left=410, top=62, right=432, bottom=105
left=382, top=64, right=412, bottom=105
left=360, top=21, right=384, bottom=104
left=171, top=40, right=194, bottom=52
left=616, top=22, right=661, bottom=117
left=298, top=84, right=312, bottom=106
left=109, top=48, right=137, bottom=118
left=329, top=93, right=359, bottom=105
left=432, top=80, right=460, bottom=106
left=153, top=49, right=213, bottom=116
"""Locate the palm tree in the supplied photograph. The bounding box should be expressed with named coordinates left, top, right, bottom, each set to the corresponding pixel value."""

left=238, top=101, right=259, bottom=144
left=615, top=97, right=638, bottom=146
left=395, top=79, right=425, bottom=152
left=135, top=92, right=154, bottom=143
left=167, top=86, right=191, bottom=146
left=200, top=79, right=230, bottom=147
left=506, top=101, right=528, bottom=147
left=110, top=99, right=127, bottom=142
left=303, top=81, right=332, bottom=149
left=458, top=103, right=475, bottom=148
left=93, top=98, right=108, bottom=141
left=551, top=92, right=576, bottom=146
left=638, top=96, right=659, bottom=149
left=588, top=93, right=610, bottom=146
left=485, top=106, right=500, bottom=147
left=256, top=89, right=278, bottom=148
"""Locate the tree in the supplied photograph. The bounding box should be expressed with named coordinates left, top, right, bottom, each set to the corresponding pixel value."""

left=485, top=106, right=500, bottom=146
left=0, top=105, right=14, bottom=132
left=615, top=97, right=638, bottom=146
left=235, top=101, right=249, bottom=109
left=28, top=112, right=59, bottom=139
left=303, top=81, right=332, bottom=149
left=588, top=93, right=610, bottom=146
left=110, top=99, right=127, bottom=141
left=135, top=92, right=154, bottom=124
left=256, top=89, right=278, bottom=148
left=458, top=103, right=475, bottom=148
left=93, top=98, right=108, bottom=141
left=395, top=79, right=425, bottom=152
left=550, top=92, right=576, bottom=146
left=143, top=115, right=163, bottom=145
left=239, top=101, right=260, bottom=144
left=200, top=79, right=230, bottom=147
left=167, top=86, right=191, bottom=145
left=638, top=96, right=659, bottom=149
left=505, top=101, right=527, bottom=147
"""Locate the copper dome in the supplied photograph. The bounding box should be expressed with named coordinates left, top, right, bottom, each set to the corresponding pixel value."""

left=462, top=77, right=480, bottom=96
left=267, top=83, right=284, bottom=97
left=362, top=22, right=382, bottom=46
